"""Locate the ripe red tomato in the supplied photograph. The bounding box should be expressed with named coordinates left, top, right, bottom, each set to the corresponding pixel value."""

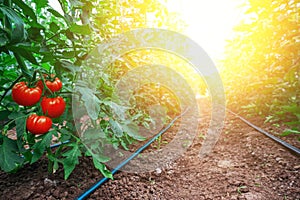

left=41, top=96, right=66, bottom=118
left=37, top=77, right=62, bottom=93
left=12, top=82, right=42, bottom=106
left=26, top=114, right=52, bottom=135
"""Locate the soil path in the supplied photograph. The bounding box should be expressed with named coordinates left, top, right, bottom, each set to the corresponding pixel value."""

left=1, top=100, right=299, bottom=200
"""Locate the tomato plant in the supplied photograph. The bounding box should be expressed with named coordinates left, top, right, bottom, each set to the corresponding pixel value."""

left=41, top=96, right=66, bottom=118
left=12, top=82, right=42, bottom=106
left=0, top=0, right=181, bottom=180
left=26, top=114, right=52, bottom=135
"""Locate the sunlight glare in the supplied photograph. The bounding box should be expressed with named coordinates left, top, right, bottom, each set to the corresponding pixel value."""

left=162, top=0, right=244, bottom=61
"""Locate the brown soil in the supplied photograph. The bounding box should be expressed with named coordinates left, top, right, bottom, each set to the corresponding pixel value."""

left=1, top=99, right=299, bottom=200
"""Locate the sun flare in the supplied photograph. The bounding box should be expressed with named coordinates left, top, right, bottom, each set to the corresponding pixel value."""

left=162, top=0, right=244, bottom=61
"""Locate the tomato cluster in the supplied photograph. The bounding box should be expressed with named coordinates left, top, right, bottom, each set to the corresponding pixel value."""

left=12, top=75, right=66, bottom=135
left=36, top=77, right=62, bottom=93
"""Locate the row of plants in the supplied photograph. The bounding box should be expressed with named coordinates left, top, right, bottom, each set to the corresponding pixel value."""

left=222, top=0, right=300, bottom=139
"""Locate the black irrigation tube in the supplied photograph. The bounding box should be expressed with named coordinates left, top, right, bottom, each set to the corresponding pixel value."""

left=227, top=109, right=300, bottom=155
left=75, top=108, right=189, bottom=200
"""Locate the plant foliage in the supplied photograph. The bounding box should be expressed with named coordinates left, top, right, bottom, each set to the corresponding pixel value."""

left=222, top=0, right=300, bottom=137
left=0, top=0, right=181, bottom=179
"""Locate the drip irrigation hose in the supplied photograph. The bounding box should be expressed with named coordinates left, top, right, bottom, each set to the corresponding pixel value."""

left=227, top=109, right=300, bottom=155
left=50, top=140, right=70, bottom=149
left=76, top=108, right=189, bottom=200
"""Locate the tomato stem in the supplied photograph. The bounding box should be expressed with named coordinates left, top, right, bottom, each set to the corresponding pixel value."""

left=28, top=70, right=38, bottom=87
left=37, top=71, right=54, bottom=96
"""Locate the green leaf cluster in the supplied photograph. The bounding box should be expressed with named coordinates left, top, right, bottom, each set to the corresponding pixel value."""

left=222, top=0, right=300, bottom=138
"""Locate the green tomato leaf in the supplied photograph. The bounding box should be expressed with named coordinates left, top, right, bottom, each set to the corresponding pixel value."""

left=77, top=87, right=101, bottom=120
left=92, top=157, right=113, bottom=179
left=0, top=136, right=24, bottom=172
left=3, top=69, right=18, bottom=79
left=49, top=22, right=60, bottom=33
left=28, top=20, right=45, bottom=29
left=62, top=143, right=81, bottom=180
left=62, top=51, right=75, bottom=58
left=15, top=116, right=26, bottom=139
left=31, top=131, right=53, bottom=164
left=8, top=111, right=25, bottom=120
left=90, top=151, right=111, bottom=163
left=109, top=119, right=123, bottom=137
left=8, top=46, right=38, bottom=65
left=102, top=101, right=128, bottom=121
left=0, top=5, right=26, bottom=43
left=123, top=123, right=145, bottom=141
left=14, top=43, right=40, bottom=53
left=41, top=54, right=54, bottom=63
left=69, top=24, right=92, bottom=35
left=13, top=0, right=37, bottom=21
left=83, top=128, right=106, bottom=140
left=47, top=8, right=64, bottom=19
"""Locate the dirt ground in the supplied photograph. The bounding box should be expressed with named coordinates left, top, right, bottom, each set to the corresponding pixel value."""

left=1, top=100, right=299, bottom=200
